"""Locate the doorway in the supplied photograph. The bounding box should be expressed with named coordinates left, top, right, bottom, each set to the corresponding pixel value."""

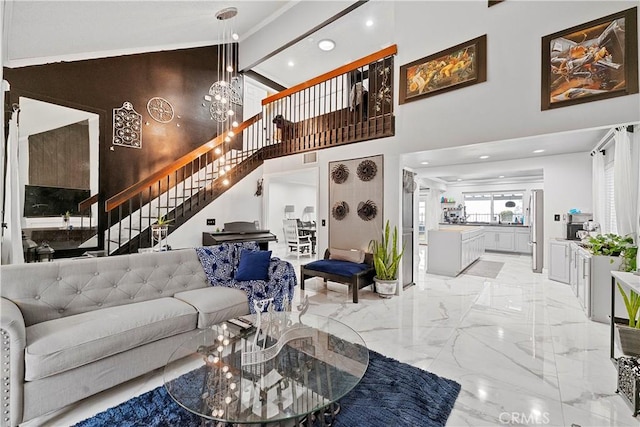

left=264, top=168, right=318, bottom=259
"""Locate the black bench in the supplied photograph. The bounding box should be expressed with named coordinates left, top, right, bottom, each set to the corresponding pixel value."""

left=300, top=249, right=375, bottom=303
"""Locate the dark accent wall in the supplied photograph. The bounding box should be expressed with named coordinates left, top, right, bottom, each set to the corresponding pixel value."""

left=4, top=44, right=238, bottom=200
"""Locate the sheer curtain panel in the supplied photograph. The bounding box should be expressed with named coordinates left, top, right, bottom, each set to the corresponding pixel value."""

left=592, top=150, right=606, bottom=230
left=613, top=128, right=637, bottom=238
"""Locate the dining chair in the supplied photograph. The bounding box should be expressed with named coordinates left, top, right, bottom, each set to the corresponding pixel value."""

left=282, top=219, right=312, bottom=258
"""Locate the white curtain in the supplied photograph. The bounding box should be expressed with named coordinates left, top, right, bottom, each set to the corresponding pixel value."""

left=1, top=112, right=25, bottom=264
left=613, top=128, right=637, bottom=238
left=592, top=149, right=606, bottom=230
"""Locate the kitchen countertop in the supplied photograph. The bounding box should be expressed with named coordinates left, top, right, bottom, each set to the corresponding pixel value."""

left=436, top=226, right=484, bottom=232
left=439, top=223, right=529, bottom=228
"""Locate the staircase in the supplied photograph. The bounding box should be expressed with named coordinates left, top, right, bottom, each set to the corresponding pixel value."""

left=104, top=46, right=397, bottom=255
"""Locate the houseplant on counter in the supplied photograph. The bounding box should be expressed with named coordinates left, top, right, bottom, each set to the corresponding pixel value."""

left=369, top=220, right=404, bottom=298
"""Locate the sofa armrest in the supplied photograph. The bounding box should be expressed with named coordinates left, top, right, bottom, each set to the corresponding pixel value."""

left=1, top=298, right=26, bottom=427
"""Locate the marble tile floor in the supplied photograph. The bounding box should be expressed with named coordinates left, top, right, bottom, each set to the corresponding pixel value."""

left=25, top=246, right=639, bottom=426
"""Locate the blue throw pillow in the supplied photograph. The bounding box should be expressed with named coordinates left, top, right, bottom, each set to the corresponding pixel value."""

left=235, top=249, right=272, bottom=281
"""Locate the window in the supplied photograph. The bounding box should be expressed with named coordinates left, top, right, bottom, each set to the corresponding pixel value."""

left=463, top=192, right=524, bottom=224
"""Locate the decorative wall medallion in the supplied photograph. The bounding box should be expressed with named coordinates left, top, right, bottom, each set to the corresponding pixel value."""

left=357, top=200, right=378, bottom=221
left=331, top=164, right=349, bottom=184
left=357, top=159, right=377, bottom=181
left=146, top=97, right=175, bottom=123
left=332, top=201, right=349, bottom=220
left=113, top=102, right=142, bottom=149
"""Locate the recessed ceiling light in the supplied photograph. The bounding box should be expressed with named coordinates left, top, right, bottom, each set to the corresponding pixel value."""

left=231, top=33, right=239, bottom=41
left=457, top=178, right=462, bottom=182
left=421, top=161, right=429, bottom=165
left=365, top=19, right=374, bottom=27
left=287, top=61, right=294, bottom=67
left=318, top=39, right=335, bottom=51
left=479, top=155, right=490, bottom=159
left=533, top=149, right=545, bottom=153
left=499, top=175, right=505, bottom=178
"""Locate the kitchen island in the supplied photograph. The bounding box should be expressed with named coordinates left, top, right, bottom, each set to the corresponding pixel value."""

left=438, top=223, right=531, bottom=254
left=427, top=226, right=485, bottom=276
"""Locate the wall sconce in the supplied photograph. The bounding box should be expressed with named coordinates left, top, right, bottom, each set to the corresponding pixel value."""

left=284, top=205, right=295, bottom=219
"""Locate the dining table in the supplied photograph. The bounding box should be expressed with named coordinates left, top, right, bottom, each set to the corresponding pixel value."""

left=298, top=226, right=317, bottom=254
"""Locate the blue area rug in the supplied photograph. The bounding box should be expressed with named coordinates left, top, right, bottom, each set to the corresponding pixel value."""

left=74, top=350, right=461, bottom=427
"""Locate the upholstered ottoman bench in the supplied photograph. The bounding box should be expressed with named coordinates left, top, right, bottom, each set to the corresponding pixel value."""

left=300, top=248, right=375, bottom=303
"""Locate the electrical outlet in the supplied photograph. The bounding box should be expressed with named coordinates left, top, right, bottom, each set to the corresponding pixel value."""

left=207, top=218, right=216, bottom=226
left=554, top=214, right=560, bottom=222
left=321, top=219, right=326, bottom=226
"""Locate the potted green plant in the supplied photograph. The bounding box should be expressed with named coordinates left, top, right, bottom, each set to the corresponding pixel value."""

left=62, top=211, right=71, bottom=229
left=589, top=233, right=640, bottom=355
left=151, top=215, right=173, bottom=250
left=369, top=220, right=404, bottom=298
left=616, top=283, right=640, bottom=356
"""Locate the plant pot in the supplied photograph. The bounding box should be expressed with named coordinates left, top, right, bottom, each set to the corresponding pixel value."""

left=374, top=277, right=397, bottom=299
left=615, top=321, right=640, bottom=357
left=151, top=225, right=169, bottom=251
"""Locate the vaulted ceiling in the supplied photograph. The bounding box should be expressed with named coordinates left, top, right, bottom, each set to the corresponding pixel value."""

left=2, top=0, right=621, bottom=185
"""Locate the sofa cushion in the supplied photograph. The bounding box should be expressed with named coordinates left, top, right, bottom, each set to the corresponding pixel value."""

left=25, top=298, right=197, bottom=381
left=303, top=259, right=372, bottom=277
left=329, top=248, right=365, bottom=264
left=236, top=249, right=272, bottom=281
left=174, top=287, right=250, bottom=329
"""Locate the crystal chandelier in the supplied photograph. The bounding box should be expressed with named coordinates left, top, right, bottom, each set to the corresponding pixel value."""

left=205, top=7, right=242, bottom=147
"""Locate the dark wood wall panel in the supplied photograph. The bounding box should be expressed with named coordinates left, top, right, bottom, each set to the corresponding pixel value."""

left=4, top=45, right=237, bottom=200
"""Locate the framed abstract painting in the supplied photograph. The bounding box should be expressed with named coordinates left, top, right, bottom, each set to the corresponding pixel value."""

left=399, top=35, right=487, bottom=104
left=541, top=7, right=638, bottom=110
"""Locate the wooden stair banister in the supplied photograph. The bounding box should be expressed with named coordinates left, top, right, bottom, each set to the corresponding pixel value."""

left=104, top=46, right=396, bottom=255
left=105, top=112, right=262, bottom=212
left=262, top=45, right=397, bottom=105
left=78, top=193, right=99, bottom=212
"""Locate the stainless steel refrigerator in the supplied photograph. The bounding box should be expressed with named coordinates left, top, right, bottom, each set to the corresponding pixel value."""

left=528, top=189, right=544, bottom=273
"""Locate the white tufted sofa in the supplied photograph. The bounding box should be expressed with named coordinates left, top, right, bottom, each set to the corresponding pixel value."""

left=0, top=248, right=257, bottom=426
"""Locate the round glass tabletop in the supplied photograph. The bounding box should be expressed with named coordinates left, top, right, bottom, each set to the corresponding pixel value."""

left=163, top=312, right=368, bottom=424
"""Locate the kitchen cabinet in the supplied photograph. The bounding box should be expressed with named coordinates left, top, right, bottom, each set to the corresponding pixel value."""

left=514, top=228, right=532, bottom=254
left=428, top=226, right=485, bottom=276
left=576, top=249, right=591, bottom=314
left=590, top=255, right=626, bottom=323
left=483, top=226, right=525, bottom=253
left=548, top=240, right=571, bottom=283
left=569, top=243, right=579, bottom=294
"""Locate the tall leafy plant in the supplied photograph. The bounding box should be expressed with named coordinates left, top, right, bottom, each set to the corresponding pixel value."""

left=369, top=220, right=404, bottom=280
left=618, top=283, right=640, bottom=328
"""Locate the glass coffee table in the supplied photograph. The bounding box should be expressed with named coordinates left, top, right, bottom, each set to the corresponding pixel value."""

left=163, top=312, right=368, bottom=425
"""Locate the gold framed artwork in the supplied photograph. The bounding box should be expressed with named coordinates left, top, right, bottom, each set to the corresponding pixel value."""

left=399, top=35, right=487, bottom=104
left=541, top=7, right=638, bottom=110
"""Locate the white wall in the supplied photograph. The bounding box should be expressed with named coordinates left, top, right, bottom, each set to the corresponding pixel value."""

left=169, top=166, right=264, bottom=250
left=267, top=181, right=316, bottom=241
left=243, top=1, right=639, bottom=152
left=394, top=1, right=639, bottom=153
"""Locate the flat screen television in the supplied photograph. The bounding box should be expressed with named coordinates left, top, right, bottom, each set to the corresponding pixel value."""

left=24, top=185, right=91, bottom=217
